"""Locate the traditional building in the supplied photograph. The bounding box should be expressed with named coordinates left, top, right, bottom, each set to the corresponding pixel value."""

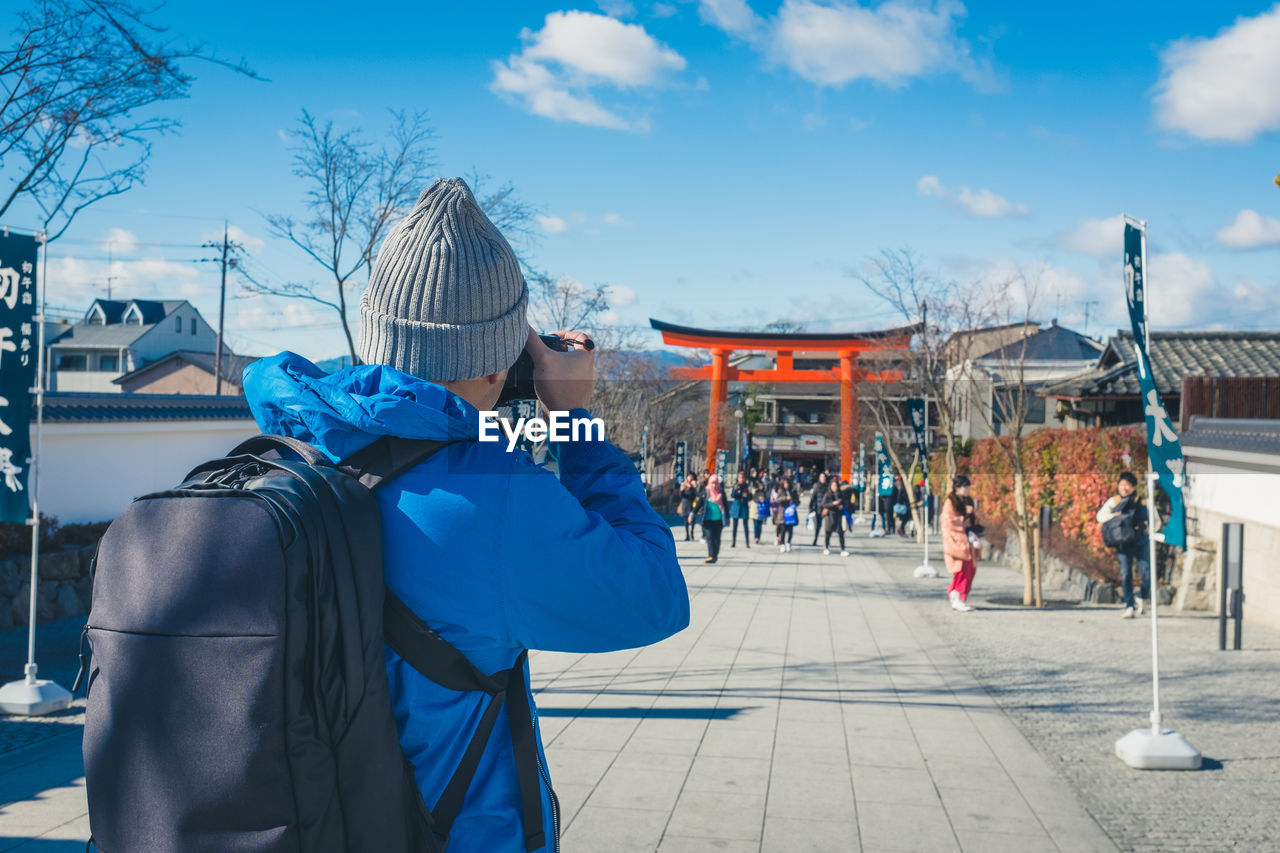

left=46, top=298, right=234, bottom=394
left=1040, top=331, right=1280, bottom=428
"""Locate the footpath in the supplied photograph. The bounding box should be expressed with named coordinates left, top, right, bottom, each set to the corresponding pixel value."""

left=4, top=527, right=1275, bottom=851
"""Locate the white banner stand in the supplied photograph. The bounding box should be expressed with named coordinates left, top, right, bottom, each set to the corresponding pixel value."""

left=0, top=230, right=73, bottom=717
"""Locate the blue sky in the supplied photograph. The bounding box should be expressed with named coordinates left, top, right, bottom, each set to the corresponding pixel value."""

left=12, top=0, right=1280, bottom=359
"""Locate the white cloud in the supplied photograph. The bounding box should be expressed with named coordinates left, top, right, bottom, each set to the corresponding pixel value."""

left=916, top=174, right=1027, bottom=218
left=50, top=254, right=203, bottom=307
left=200, top=224, right=266, bottom=254
left=652, top=3, right=678, bottom=19
left=698, top=0, right=764, bottom=40
left=523, top=10, right=685, bottom=85
left=235, top=302, right=322, bottom=331
left=1052, top=215, right=1125, bottom=259
left=596, top=0, right=637, bottom=17
left=491, top=11, right=685, bottom=131
left=537, top=214, right=569, bottom=234
left=97, top=228, right=138, bottom=254
left=915, top=174, right=945, bottom=198
left=602, top=212, right=634, bottom=228
left=606, top=283, right=638, bottom=306
left=1214, top=208, right=1280, bottom=249
left=1153, top=5, right=1280, bottom=143
left=769, top=0, right=988, bottom=89
left=1147, top=252, right=1217, bottom=326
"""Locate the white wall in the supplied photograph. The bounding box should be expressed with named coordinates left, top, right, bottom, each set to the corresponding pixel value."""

left=1185, top=449, right=1280, bottom=631
left=34, top=419, right=259, bottom=523
left=49, top=370, right=123, bottom=393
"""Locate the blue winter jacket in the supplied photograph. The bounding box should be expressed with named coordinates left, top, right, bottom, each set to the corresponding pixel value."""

left=243, top=352, right=690, bottom=853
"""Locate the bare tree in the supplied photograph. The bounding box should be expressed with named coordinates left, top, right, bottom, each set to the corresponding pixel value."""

left=953, top=272, right=1042, bottom=605
left=251, top=110, right=436, bottom=362
left=1, top=0, right=257, bottom=240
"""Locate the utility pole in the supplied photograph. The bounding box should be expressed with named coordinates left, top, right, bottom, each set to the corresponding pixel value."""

left=215, top=222, right=229, bottom=396
left=200, top=223, right=243, bottom=396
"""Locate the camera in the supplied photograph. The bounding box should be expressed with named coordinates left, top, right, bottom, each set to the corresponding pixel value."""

left=497, top=334, right=569, bottom=405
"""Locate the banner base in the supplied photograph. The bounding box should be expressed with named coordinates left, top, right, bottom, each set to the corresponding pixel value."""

left=914, top=563, right=940, bottom=578
left=1115, top=727, right=1201, bottom=770
left=0, top=677, right=73, bottom=717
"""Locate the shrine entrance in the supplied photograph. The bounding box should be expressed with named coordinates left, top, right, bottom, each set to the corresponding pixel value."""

left=649, top=319, right=918, bottom=477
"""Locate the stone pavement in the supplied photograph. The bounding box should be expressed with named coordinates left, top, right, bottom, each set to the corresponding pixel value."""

left=870, top=530, right=1280, bottom=853
left=534, top=534, right=1113, bottom=852
left=11, top=525, right=1272, bottom=851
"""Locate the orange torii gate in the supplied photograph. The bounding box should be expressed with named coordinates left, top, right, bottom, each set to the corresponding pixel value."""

left=650, top=319, right=919, bottom=478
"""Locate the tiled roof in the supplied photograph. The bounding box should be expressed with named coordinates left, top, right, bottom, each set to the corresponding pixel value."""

left=50, top=322, right=154, bottom=349
left=129, top=299, right=185, bottom=324
left=113, top=350, right=258, bottom=386
left=40, top=392, right=253, bottom=423
left=88, top=299, right=128, bottom=323
left=1181, top=416, right=1280, bottom=457
left=978, top=323, right=1103, bottom=362
left=1041, top=331, right=1280, bottom=399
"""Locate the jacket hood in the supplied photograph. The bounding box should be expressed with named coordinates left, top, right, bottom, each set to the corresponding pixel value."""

left=242, top=351, right=480, bottom=461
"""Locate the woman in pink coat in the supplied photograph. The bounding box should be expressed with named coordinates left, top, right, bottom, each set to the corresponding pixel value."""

left=940, top=475, right=979, bottom=612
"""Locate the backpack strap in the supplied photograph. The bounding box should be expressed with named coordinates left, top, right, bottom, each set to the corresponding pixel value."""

left=228, top=434, right=332, bottom=466
left=346, top=434, right=547, bottom=852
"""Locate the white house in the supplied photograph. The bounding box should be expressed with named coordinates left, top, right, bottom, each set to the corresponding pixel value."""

left=47, top=298, right=228, bottom=393
left=1179, top=417, right=1280, bottom=632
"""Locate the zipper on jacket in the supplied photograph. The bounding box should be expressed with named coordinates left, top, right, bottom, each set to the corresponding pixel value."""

left=529, top=702, right=560, bottom=853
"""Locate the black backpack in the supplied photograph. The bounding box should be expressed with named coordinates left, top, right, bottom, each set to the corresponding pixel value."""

left=78, top=434, right=545, bottom=853
left=1101, top=497, right=1141, bottom=550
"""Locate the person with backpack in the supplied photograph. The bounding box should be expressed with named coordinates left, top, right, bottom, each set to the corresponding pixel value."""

left=752, top=484, right=770, bottom=544
left=1096, top=471, right=1151, bottom=618
left=771, top=475, right=799, bottom=552
left=941, top=475, right=980, bottom=612
left=820, top=478, right=850, bottom=557
left=728, top=470, right=752, bottom=549
left=229, top=179, right=687, bottom=852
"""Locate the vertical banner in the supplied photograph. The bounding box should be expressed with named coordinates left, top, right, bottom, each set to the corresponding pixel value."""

left=674, top=440, right=686, bottom=482
left=512, top=399, right=539, bottom=458
left=1124, top=221, right=1186, bottom=548
left=875, top=433, right=893, bottom=496
left=855, top=441, right=866, bottom=487
left=639, top=425, right=648, bottom=483
left=716, top=448, right=728, bottom=475
left=0, top=233, right=38, bottom=523
left=907, top=398, right=929, bottom=473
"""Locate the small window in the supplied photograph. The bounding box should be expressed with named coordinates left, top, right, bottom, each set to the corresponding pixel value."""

left=100, top=355, right=118, bottom=372
left=176, top=316, right=182, bottom=333
left=57, top=353, right=87, bottom=371
left=191, top=320, right=197, bottom=335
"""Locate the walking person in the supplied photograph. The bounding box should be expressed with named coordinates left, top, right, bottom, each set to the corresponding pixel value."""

left=771, top=475, right=799, bottom=552
left=821, top=478, right=849, bottom=556
left=678, top=474, right=699, bottom=542
left=891, top=476, right=910, bottom=537
left=702, top=473, right=728, bottom=563
left=839, top=478, right=855, bottom=531
left=729, top=470, right=752, bottom=548
left=941, top=475, right=979, bottom=612
left=1096, top=472, right=1151, bottom=618
left=752, top=484, right=769, bottom=544
left=808, top=471, right=829, bottom=546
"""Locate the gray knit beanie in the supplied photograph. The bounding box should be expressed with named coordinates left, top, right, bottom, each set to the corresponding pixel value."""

left=358, top=177, right=528, bottom=381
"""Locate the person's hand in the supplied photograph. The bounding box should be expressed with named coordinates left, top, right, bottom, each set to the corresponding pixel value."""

left=526, top=326, right=596, bottom=412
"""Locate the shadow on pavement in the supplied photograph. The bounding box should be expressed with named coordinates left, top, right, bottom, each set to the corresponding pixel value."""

left=537, top=706, right=750, bottom=719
